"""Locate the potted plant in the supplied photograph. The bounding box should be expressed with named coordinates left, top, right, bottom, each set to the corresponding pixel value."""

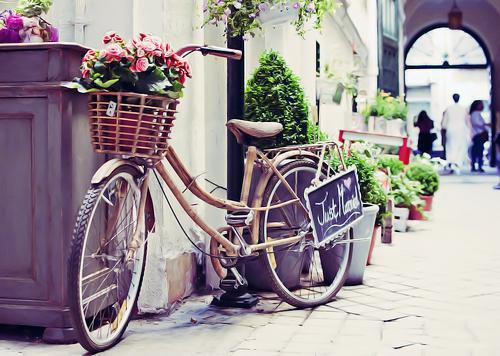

left=377, top=155, right=405, bottom=176
left=66, top=32, right=191, bottom=156
left=316, top=64, right=359, bottom=106
left=385, top=95, right=408, bottom=136
left=362, top=91, right=390, bottom=134
left=389, top=174, right=425, bottom=227
left=244, top=49, right=309, bottom=148
left=331, top=144, right=387, bottom=284
left=0, top=0, right=59, bottom=43
left=405, top=160, right=440, bottom=212
left=203, top=0, right=338, bottom=38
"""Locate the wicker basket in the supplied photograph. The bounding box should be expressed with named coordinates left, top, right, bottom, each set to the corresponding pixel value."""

left=88, top=92, right=178, bottom=159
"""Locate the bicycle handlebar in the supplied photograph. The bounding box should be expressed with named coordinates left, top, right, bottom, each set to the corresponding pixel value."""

left=175, top=45, right=242, bottom=60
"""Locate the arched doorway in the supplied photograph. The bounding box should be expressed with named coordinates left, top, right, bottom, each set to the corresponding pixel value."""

left=404, top=24, right=495, bottom=165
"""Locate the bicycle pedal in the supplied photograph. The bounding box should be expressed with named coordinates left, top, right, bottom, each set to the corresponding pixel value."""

left=225, top=209, right=253, bottom=227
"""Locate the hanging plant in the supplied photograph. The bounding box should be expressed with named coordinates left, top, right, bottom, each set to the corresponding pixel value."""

left=204, top=0, right=338, bottom=38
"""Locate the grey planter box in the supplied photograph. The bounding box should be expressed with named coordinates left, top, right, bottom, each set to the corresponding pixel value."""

left=344, top=204, right=379, bottom=285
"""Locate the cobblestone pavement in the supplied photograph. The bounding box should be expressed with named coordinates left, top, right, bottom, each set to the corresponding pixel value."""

left=1, top=173, right=499, bottom=356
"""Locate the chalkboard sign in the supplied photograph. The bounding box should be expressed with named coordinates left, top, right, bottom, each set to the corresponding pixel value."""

left=305, top=167, right=364, bottom=246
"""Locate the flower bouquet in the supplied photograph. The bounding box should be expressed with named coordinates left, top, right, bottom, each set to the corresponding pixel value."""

left=0, top=0, right=59, bottom=43
left=67, top=32, right=192, bottom=158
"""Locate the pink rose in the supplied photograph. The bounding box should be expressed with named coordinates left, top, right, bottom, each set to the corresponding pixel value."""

left=136, top=48, right=146, bottom=57
left=101, top=43, right=125, bottom=62
left=103, top=31, right=123, bottom=44
left=131, top=57, right=149, bottom=72
left=82, top=49, right=98, bottom=63
left=81, top=67, right=90, bottom=78
left=139, top=39, right=157, bottom=53
left=161, top=42, right=173, bottom=59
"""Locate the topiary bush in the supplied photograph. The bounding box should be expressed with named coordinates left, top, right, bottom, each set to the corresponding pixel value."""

left=245, top=50, right=309, bottom=148
left=405, top=161, right=440, bottom=196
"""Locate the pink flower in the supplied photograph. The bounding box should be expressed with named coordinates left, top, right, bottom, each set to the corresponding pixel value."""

left=103, top=31, right=124, bottom=44
left=82, top=49, right=98, bottom=63
left=131, top=57, right=149, bottom=72
left=161, top=42, right=174, bottom=59
left=81, top=67, right=90, bottom=78
left=100, top=43, right=125, bottom=62
left=136, top=48, right=146, bottom=57
left=139, top=39, right=157, bottom=53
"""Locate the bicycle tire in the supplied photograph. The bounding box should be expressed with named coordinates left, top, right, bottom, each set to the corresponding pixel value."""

left=68, top=165, right=148, bottom=353
left=258, top=159, right=352, bottom=308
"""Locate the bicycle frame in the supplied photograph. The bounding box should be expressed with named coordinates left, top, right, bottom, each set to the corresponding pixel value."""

left=149, top=141, right=346, bottom=257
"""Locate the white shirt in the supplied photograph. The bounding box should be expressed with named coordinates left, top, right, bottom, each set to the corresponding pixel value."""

left=442, top=104, right=468, bottom=132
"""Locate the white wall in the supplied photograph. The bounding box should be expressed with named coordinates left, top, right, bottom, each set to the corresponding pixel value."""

left=2, top=0, right=227, bottom=312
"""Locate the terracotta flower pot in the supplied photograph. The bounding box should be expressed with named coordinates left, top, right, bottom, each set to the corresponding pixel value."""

left=420, top=195, right=433, bottom=212
left=409, top=204, right=425, bottom=220
left=367, top=225, right=380, bottom=266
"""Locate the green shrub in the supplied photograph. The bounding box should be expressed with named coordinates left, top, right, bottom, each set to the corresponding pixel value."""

left=377, top=155, right=405, bottom=175
left=307, top=120, right=328, bottom=144
left=405, top=161, right=440, bottom=196
left=245, top=50, right=309, bottom=148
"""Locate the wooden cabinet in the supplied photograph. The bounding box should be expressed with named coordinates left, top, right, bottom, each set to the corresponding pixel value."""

left=0, top=43, right=104, bottom=342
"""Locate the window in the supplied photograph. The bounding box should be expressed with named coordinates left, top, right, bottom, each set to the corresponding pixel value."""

left=381, top=0, right=398, bottom=40
left=406, top=28, right=487, bottom=67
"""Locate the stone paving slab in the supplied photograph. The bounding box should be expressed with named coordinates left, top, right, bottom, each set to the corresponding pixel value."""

left=0, top=174, right=499, bottom=355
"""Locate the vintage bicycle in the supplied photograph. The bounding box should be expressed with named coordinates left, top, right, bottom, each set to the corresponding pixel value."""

left=68, top=45, right=364, bottom=352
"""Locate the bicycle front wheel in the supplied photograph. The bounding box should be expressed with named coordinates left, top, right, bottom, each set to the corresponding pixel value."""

left=259, top=159, right=352, bottom=308
left=68, top=165, right=147, bottom=353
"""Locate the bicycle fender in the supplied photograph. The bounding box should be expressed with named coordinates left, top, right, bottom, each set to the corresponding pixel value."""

left=90, top=158, right=143, bottom=185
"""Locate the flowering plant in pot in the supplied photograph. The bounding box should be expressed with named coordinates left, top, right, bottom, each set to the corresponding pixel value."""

left=70, top=32, right=191, bottom=98
left=0, top=0, right=59, bottom=43
left=67, top=32, right=192, bottom=157
left=405, top=160, right=439, bottom=212
left=204, top=0, right=337, bottom=38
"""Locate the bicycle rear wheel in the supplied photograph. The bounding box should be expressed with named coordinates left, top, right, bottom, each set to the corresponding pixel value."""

left=259, top=159, right=352, bottom=308
left=68, top=165, right=147, bottom=353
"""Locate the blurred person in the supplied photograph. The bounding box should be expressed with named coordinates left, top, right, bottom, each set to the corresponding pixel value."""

left=469, top=100, right=490, bottom=173
left=442, top=94, right=469, bottom=173
left=414, top=110, right=436, bottom=155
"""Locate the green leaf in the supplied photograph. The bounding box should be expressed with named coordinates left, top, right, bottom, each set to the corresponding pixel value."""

left=94, top=78, right=119, bottom=89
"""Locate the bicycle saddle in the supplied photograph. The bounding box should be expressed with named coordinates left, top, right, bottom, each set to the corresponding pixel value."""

left=226, top=119, right=283, bottom=145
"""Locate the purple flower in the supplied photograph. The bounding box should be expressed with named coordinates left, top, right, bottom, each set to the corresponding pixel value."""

left=306, top=2, right=316, bottom=12
left=0, top=12, right=23, bottom=43
left=293, top=2, right=300, bottom=9
left=0, top=27, right=21, bottom=43
left=242, top=33, right=251, bottom=41
left=258, top=2, right=269, bottom=13
left=6, top=14, right=23, bottom=31
left=48, top=25, right=59, bottom=42
left=224, top=7, right=231, bottom=16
